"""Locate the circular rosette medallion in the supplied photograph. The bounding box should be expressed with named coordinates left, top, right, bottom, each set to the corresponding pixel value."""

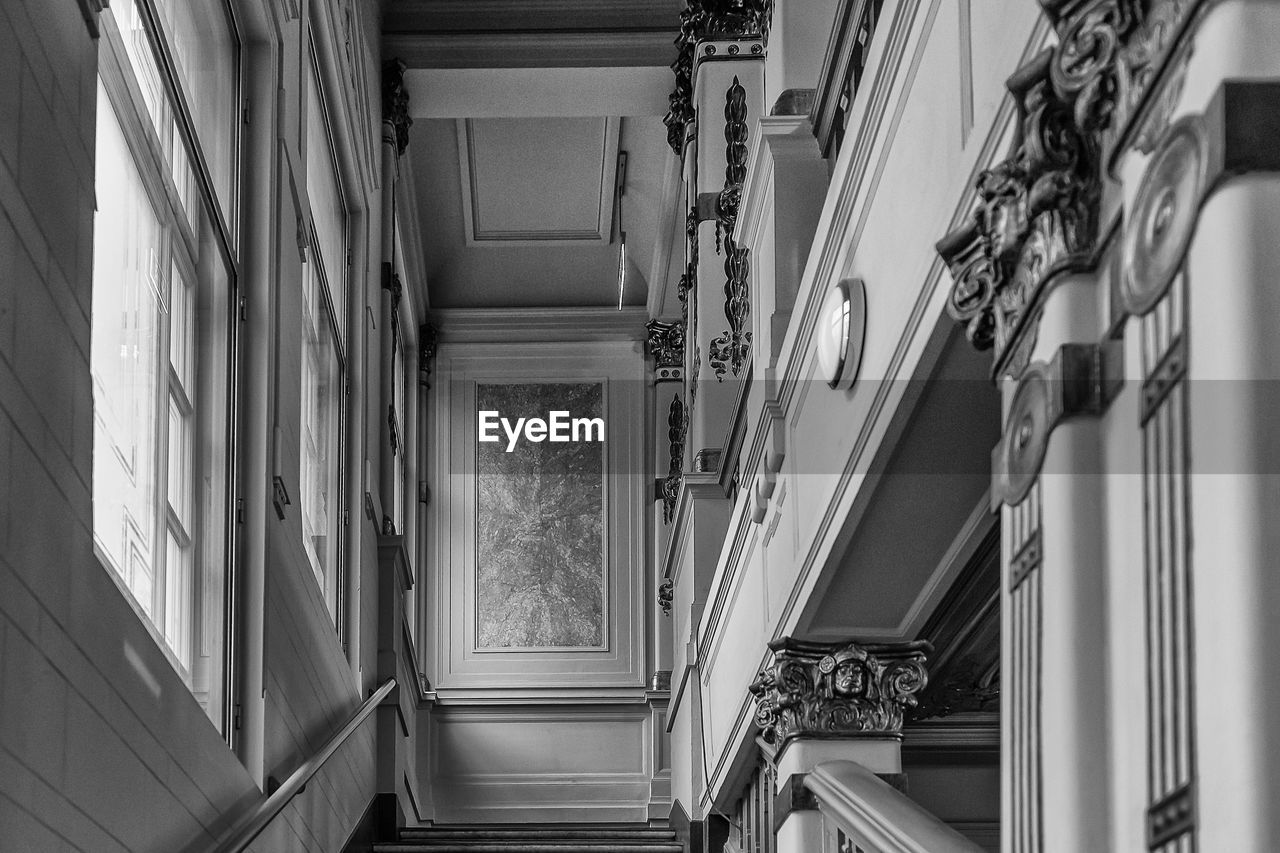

left=999, top=362, right=1053, bottom=506
left=1122, top=116, right=1207, bottom=316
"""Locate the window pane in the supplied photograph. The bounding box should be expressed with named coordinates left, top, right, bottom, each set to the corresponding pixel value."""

left=92, top=81, right=164, bottom=607
left=392, top=323, right=406, bottom=533
left=305, top=58, right=347, bottom=320
left=167, top=394, right=190, bottom=531
left=93, top=73, right=233, bottom=735
left=191, top=235, right=232, bottom=728
left=170, top=261, right=194, bottom=390
left=300, top=259, right=343, bottom=612
left=107, top=0, right=201, bottom=230
left=475, top=383, right=605, bottom=649
left=165, top=531, right=191, bottom=668
left=151, top=0, right=238, bottom=220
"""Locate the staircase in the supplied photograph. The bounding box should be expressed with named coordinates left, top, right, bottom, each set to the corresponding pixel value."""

left=373, top=825, right=682, bottom=853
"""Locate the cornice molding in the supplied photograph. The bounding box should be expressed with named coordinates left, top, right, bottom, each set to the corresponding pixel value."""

left=431, top=307, right=649, bottom=343
left=383, top=31, right=676, bottom=69
left=750, top=638, right=930, bottom=749
left=384, top=0, right=679, bottom=31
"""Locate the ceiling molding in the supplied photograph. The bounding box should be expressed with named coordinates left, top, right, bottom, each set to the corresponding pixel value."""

left=383, top=31, right=676, bottom=69
left=456, top=117, right=620, bottom=246
left=432, top=307, right=649, bottom=343
left=403, top=68, right=671, bottom=118
left=383, top=0, right=680, bottom=32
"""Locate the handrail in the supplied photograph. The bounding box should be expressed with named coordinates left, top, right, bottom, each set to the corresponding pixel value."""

left=804, top=760, right=983, bottom=853
left=212, top=678, right=397, bottom=853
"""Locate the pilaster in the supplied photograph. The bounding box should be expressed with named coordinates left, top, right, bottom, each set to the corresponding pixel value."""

left=937, top=2, right=1280, bottom=851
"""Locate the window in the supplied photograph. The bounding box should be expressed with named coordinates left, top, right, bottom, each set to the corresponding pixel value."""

left=300, top=51, right=348, bottom=622
left=92, top=0, right=239, bottom=733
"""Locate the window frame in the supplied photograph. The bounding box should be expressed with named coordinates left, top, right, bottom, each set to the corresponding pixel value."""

left=299, top=34, right=351, bottom=635
left=92, top=0, right=244, bottom=742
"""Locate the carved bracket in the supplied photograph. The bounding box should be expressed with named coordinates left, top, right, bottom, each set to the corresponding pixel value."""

left=658, top=579, right=674, bottom=616
left=750, top=638, right=930, bottom=749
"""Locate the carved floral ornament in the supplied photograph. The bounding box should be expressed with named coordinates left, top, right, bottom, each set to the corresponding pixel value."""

left=710, top=77, right=753, bottom=381
left=936, top=0, right=1208, bottom=378
left=663, top=0, right=773, bottom=154
left=382, top=58, right=412, bottom=157
left=750, top=638, right=929, bottom=748
left=662, top=394, right=687, bottom=525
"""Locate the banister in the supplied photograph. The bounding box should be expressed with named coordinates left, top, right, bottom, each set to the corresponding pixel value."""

left=803, top=760, right=983, bottom=853
left=212, top=678, right=397, bottom=853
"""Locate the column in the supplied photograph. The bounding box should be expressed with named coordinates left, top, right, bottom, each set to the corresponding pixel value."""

left=1108, top=3, right=1280, bottom=847
left=750, top=638, right=928, bottom=853
left=935, top=30, right=1120, bottom=853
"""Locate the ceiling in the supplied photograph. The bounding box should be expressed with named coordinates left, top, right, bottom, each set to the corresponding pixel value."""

left=386, top=0, right=684, bottom=311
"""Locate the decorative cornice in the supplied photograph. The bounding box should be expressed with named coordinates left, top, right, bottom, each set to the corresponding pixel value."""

left=646, top=319, right=686, bottom=382
left=430, top=307, right=649, bottom=342
left=750, top=638, right=930, bottom=748
left=383, top=58, right=413, bottom=156
left=663, top=1, right=773, bottom=154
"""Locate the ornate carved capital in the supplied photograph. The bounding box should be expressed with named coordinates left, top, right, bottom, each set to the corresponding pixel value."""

left=936, top=51, right=1100, bottom=377
left=1041, top=0, right=1202, bottom=166
left=646, top=319, right=686, bottom=382
left=937, top=0, right=1212, bottom=377
left=382, top=58, right=413, bottom=157
left=418, top=323, right=438, bottom=388
left=750, top=638, right=930, bottom=748
left=663, top=1, right=773, bottom=155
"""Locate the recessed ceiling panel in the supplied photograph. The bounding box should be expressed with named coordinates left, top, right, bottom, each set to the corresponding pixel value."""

left=459, top=117, right=619, bottom=245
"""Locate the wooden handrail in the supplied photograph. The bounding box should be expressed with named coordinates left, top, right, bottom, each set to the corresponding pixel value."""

left=212, top=678, right=397, bottom=853
left=804, top=760, right=982, bottom=853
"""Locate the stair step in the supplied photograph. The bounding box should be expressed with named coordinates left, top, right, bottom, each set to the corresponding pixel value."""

left=375, top=846, right=682, bottom=853
left=380, top=822, right=679, bottom=851
left=399, top=829, right=676, bottom=841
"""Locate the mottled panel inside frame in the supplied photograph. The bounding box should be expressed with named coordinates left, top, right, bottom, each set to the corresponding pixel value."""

left=475, top=382, right=605, bottom=649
